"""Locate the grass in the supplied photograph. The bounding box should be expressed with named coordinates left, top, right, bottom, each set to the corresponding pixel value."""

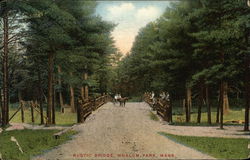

left=170, top=122, right=219, bottom=126
left=9, top=108, right=77, bottom=126
left=171, top=98, right=245, bottom=125
left=159, top=132, right=249, bottom=159
left=0, top=129, right=77, bottom=160
left=172, top=109, right=245, bottom=126
left=149, top=111, right=159, bottom=121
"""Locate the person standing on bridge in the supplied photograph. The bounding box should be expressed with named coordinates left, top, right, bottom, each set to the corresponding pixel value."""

left=117, top=93, right=121, bottom=100
left=160, top=91, right=166, bottom=100
left=150, top=92, right=156, bottom=110
left=166, top=92, right=170, bottom=101
left=160, top=91, right=170, bottom=100
left=114, top=94, right=118, bottom=104
left=160, top=91, right=170, bottom=101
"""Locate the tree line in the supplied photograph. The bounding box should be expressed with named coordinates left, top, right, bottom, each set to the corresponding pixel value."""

left=116, top=0, right=250, bottom=130
left=0, top=0, right=118, bottom=127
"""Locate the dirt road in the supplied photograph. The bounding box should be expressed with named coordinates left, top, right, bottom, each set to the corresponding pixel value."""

left=34, top=102, right=219, bottom=160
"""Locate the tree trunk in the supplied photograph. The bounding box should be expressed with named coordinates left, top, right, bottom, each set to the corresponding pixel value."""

left=206, top=84, right=212, bottom=124
left=217, top=6, right=225, bottom=124
left=220, top=81, right=226, bottom=129
left=81, top=87, right=85, bottom=100
left=244, top=74, right=250, bottom=131
left=185, top=99, right=188, bottom=122
left=216, top=87, right=221, bottom=123
left=168, top=92, right=173, bottom=123
left=84, top=72, right=88, bottom=100
left=197, top=83, right=203, bottom=123
left=58, top=66, right=64, bottom=112
left=81, top=74, right=85, bottom=100
left=38, top=71, right=44, bottom=125
left=47, top=53, right=54, bottom=125
left=1, top=90, right=3, bottom=124
left=70, top=72, right=75, bottom=112
left=2, top=9, right=9, bottom=127
left=30, top=102, right=34, bottom=123
left=185, top=87, right=192, bottom=122
left=223, top=82, right=230, bottom=114
left=18, top=90, right=23, bottom=123
left=52, top=77, right=56, bottom=124
left=18, top=90, right=22, bottom=102
left=182, top=99, right=185, bottom=115
left=244, top=45, right=250, bottom=131
left=0, top=95, right=1, bottom=124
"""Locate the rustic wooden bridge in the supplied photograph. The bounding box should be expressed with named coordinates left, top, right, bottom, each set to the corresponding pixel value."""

left=77, top=95, right=111, bottom=123
left=6, top=93, right=172, bottom=126
left=144, top=93, right=172, bottom=122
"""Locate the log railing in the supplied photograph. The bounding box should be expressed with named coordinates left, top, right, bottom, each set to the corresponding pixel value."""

left=144, top=93, right=171, bottom=122
left=77, top=95, right=111, bottom=123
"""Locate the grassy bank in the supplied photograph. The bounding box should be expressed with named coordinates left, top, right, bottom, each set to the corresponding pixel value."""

left=171, top=109, right=245, bottom=126
left=0, top=129, right=77, bottom=160
left=149, top=111, right=159, bottom=121
left=159, top=132, right=249, bottom=159
left=171, top=98, right=245, bottom=125
left=9, top=108, right=76, bottom=126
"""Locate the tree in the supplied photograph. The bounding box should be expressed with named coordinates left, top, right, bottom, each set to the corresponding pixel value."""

left=116, top=0, right=249, bottom=131
left=1, top=0, right=9, bottom=127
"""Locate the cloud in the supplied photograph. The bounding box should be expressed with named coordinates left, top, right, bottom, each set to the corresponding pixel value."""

left=136, top=6, right=161, bottom=22
left=98, top=2, right=166, bottom=54
left=107, top=3, right=135, bottom=20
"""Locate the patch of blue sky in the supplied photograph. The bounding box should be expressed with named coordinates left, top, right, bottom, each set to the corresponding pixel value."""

left=95, top=1, right=171, bottom=54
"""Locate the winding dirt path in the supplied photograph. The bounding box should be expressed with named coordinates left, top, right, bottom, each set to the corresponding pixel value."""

left=34, top=102, right=247, bottom=160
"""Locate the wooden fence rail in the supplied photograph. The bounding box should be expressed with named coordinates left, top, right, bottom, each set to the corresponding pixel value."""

left=144, top=93, right=171, bottom=122
left=8, top=100, right=46, bottom=124
left=7, top=95, right=111, bottom=124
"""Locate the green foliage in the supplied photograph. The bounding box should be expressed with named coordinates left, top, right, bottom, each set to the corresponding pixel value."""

left=0, top=0, right=117, bottom=105
left=159, top=132, right=249, bottom=159
left=0, top=129, right=77, bottom=160
left=115, top=0, right=250, bottom=103
left=127, top=96, right=143, bottom=102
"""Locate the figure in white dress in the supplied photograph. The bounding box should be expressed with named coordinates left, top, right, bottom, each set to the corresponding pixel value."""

left=151, top=92, right=155, bottom=105
left=160, top=91, right=170, bottom=101
left=114, top=94, right=119, bottom=104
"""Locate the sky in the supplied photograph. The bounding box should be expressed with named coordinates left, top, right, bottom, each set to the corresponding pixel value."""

left=95, top=1, right=171, bottom=54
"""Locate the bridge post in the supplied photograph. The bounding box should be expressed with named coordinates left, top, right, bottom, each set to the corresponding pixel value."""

left=93, top=98, right=96, bottom=110
left=164, top=106, right=169, bottom=122
left=21, top=101, right=24, bottom=123
left=164, top=100, right=171, bottom=122
left=30, top=101, right=34, bottom=123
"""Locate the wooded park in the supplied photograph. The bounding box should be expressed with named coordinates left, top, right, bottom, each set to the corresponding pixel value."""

left=117, top=0, right=250, bottom=131
left=0, top=0, right=120, bottom=127
left=0, top=0, right=249, bottom=160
